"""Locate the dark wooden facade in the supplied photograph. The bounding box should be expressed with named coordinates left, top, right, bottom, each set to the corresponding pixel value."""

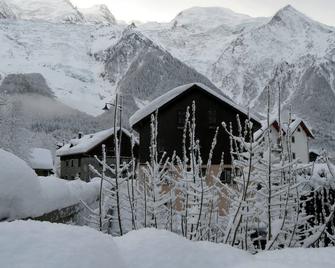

left=59, top=130, right=137, bottom=182
left=132, top=84, right=261, bottom=167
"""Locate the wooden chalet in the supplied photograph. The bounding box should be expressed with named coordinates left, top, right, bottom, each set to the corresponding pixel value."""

left=56, top=128, right=138, bottom=182
left=129, top=83, right=261, bottom=181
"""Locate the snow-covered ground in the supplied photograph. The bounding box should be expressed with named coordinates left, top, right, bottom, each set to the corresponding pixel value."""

left=0, top=149, right=99, bottom=220
left=0, top=221, right=334, bottom=268
left=0, top=221, right=126, bottom=268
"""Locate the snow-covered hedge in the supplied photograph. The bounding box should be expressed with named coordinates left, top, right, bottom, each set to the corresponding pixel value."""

left=0, top=221, right=334, bottom=268
left=0, top=149, right=99, bottom=220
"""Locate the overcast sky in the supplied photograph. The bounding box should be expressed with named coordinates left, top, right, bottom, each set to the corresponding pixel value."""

left=71, top=0, right=335, bottom=25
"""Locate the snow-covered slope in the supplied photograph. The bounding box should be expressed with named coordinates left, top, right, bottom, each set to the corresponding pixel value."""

left=208, top=5, right=335, bottom=151
left=96, top=26, right=219, bottom=123
left=211, top=5, right=335, bottom=101
left=6, top=0, right=84, bottom=23
left=79, top=4, right=116, bottom=25
left=0, top=0, right=15, bottom=19
left=139, top=7, right=267, bottom=75
left=171, top=6, right=252, bottom=33
left=0, top=19, right=124, bottom=114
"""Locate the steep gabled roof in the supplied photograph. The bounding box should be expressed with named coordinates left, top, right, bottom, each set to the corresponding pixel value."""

left=56, top=128, right=136, bottom=157
left=254, top=117, right=314, bottom=140
left=129, top=83, right=261, bottom=127
left=282, top=119, right=314, bottom=139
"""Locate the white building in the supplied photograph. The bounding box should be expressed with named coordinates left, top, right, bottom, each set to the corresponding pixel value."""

left=255, top=117, right=314, bottom=164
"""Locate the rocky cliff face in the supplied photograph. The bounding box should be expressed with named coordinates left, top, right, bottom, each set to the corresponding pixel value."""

left=98, top=26, right=220, bottom=124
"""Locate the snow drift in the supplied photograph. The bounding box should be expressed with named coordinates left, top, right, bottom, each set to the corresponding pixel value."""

left=0, top=221, right=126, bottom=268
left=0, top=221, right=334, bottom=268
left=0, top=149, right=99, bottom=220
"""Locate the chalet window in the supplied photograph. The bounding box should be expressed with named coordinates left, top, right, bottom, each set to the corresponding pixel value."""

left=292, top=136, right=295, bottom=143
left=208, top=110, right=217, bottom=128
left=292, top=153, right=296, bottom=160
left=177, top=110, right=186, bottom=128
left=66, top=160, right=69, bottom=167
left=297, top=127, right=301, bottom=132
left=71, top=160, right=74, bottom=167
left=220, top=169, right=232, bottom=184
left=78, top=158, right=81, bottom=167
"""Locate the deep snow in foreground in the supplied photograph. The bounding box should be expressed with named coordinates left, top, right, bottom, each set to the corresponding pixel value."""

left=0, top=149, right=99, bottom=220
left=0, top=221, right=126, bottom=268
left=0, top=221, right=334, bottom=268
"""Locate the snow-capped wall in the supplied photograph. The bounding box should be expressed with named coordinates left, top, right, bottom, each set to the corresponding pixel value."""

left=0, top=149, right=99, bottom=220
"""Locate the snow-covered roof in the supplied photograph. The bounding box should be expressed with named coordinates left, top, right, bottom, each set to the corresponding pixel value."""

left=282, top=118, right=314, bottom=138
left=253, top=118, right=279, bottom=140
left=129, top=83, right=260, bottom=127
left=254, top=117, right=314, bottom=140
left=56, top=128, right=135, bottom=157
left=29, top=148, right=53, bottom=170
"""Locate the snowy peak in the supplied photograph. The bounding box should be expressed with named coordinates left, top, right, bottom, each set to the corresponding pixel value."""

left=0, top=0, right=15, bottom=19
left=79, top=4, right=116, bottom=25
left=268, top=4, right=331, bottom=31
left=171, top=6, right=252, bottom=33
left=6, top=0, right=84, bottom=23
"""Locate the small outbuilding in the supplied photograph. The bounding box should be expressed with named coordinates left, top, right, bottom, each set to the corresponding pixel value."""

left=28, top=148, right=54, bottom=177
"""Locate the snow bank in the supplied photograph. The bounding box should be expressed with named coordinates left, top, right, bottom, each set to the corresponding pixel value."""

left=117, top=229, right=335, bottom=268
left=0, top=149, right=43, bottom=220
left=39, top=176, right=100, bottom=216
left=0, top=149, right=99, bottom=220
left=0, top=222, right=334, bottom=268
left=0, top=221, right=126, bottom=268
left=115, top=229, right=251, bottom=268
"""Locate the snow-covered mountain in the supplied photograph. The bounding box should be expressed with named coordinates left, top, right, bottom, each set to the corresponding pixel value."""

left=1, top=0, right=117, bottom=24
left=139, top=5, right=335, bottom=152
left=0, top=3, right=334, bottom=153
left=79, top=4, right=116, bottom=25
left=96, top=25, right=219, bottom=123
left=139, top=7, right=267, bottom=75
left=5, top=0, right=84, bottom=23
left=171, top=7, right=252, bottom=33
left=0, top=19, right=125, bottom=115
